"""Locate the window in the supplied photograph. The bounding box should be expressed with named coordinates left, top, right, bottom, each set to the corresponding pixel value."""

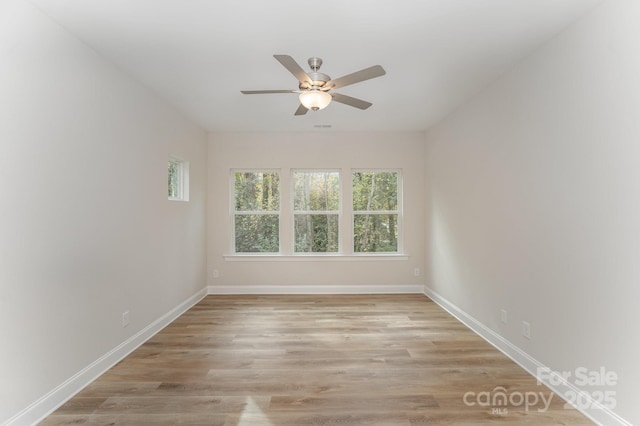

left=233, top=171, right=280, bottom=253
left=228, top=168, right=404, bottom=257
left=168, top=157, right=189, bottom=201
left=293, top=171, right=340, bottom=253
left=352, top=171, right=400, bottom=253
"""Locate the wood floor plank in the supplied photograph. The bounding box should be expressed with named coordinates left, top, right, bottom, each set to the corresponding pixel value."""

left=40, top=294, right=592, bottom=425
left=40, top=413, right=228, bottom=426
left=94, top=395, right=270, bottom=414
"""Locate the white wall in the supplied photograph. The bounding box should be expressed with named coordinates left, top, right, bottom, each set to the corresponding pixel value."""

left=0, top=1, right=207, bottom=423
left=425, top=1, right=639, bottom=424
left=208, top=132, right=426, bottom=291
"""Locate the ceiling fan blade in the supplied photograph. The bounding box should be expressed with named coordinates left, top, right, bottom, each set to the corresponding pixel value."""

left=331, top=93, right=373, bottom=110
left=325, top=65, right=386, bottom=90
left=241, top=90, right=296, bottom=94
left=294, top=104, right=309, bottom=115
left=274, top=55, right=312, bottom=84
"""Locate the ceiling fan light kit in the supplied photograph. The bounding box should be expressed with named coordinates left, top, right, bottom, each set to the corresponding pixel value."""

left=241, top=55, right=386, bottom=115
left=299, top=90, right=332, bottom=111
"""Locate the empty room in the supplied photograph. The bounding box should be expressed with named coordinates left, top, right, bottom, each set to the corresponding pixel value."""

left=1, top=0, right=638, bottom=425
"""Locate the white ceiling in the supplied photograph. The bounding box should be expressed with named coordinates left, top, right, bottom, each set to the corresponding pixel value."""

left=30, top=0, right=602, bottom=133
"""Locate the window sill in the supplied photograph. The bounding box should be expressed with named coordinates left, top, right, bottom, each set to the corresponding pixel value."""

left=224, top=254, right=410, bottom=262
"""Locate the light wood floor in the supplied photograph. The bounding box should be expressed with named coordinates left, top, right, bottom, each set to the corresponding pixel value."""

left=41, top=295, right=592, bottom=425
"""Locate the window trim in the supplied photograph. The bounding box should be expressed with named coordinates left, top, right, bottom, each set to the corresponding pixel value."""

left=224, top=254, right=409, bottom=261
left=225, top=167, right=405, bottom=258
left=168, top=156, right=189, bottom=201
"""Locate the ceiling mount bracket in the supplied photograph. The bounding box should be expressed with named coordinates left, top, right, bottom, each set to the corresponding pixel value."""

left=308, top=57, right=323, bottom=72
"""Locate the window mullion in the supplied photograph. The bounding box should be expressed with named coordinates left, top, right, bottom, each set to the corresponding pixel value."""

left=293, top=211, right=339, bottom=215
left=353, top=210, right=398, bottom=215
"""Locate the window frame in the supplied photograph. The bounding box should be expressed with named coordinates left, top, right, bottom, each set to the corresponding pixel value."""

left=291, top=169, right=342, bottom=255
left=230, top=169, right=281, bottom=254
left=168, top=156, right=189, bottom=201
left=225, top=167, right=407, bottom=260
left=351, top=169, right=403, bottom=254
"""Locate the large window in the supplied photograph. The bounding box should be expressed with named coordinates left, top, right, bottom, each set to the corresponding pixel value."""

left=352, top=171, right=400, bottom=253
left=233, top=171, right=280, bottom=253
left=293, top=171, right=340, bottom=253
left=229, top=168, right=402, bottom=256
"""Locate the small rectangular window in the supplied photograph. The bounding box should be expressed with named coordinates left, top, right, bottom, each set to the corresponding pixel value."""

left=352, top=171, right=400, bottom=253
left=233, top=171, right=280, bottom=253
left=293, top=170, right=340, bottom=253
left=168, top=157, right=189, bottom=201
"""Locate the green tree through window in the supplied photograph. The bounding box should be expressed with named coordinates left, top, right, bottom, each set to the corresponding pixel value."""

left=293, top=171, right=340, bottom=253
left=168, top=159, right=181, bottom=199
left=353, top=171, right=399, bottom=253
left=234, top=171, right=280, bottom=253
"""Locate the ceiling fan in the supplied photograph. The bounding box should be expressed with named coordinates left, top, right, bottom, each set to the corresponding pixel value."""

left=241, top=55, right=386, bottom=115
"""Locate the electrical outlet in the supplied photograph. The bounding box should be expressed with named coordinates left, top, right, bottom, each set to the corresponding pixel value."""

left=122, top=311, right=130, bottom=328
left=522, top=321, right=531, bottom=339
left=213, top=270, right=220, bottom=278
left=500, top=309, right=508, bottom=324
left=414, top=268, right=420, bottom=277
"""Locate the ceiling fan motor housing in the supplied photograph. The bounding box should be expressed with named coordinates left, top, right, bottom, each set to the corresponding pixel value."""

left=300, top=72, right=331, bottom=90
left=298, top=57, right=331, bottom=90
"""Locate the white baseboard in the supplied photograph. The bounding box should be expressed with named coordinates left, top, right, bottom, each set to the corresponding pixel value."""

left=4, top=288, right=208, bottom=426
left=423, top=286, right=631, bottom=426
left=207, top=284, right=424, bottom=295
